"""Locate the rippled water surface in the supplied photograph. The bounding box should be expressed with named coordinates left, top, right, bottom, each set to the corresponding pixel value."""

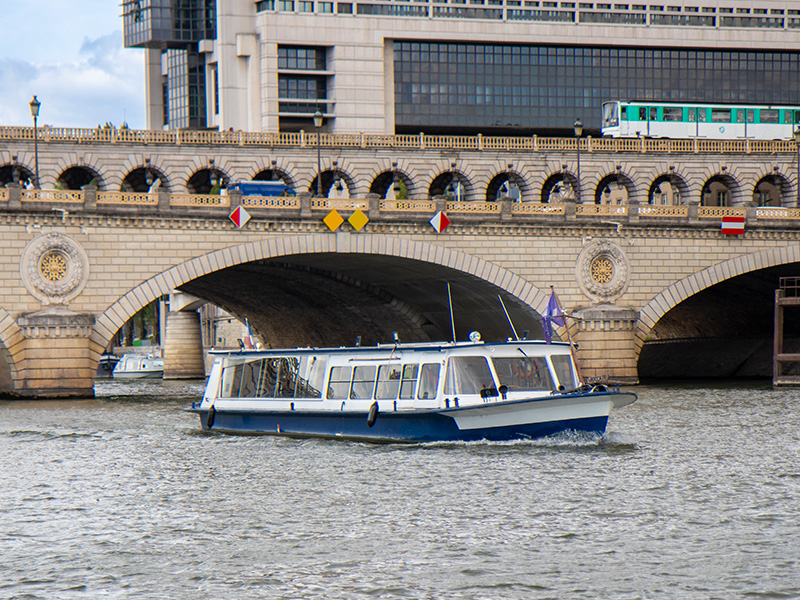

left=1, top=380, right=799, bottom=599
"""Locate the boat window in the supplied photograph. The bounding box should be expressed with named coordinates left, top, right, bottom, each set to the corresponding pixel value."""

left=493, top=356, right=553, bottom=391
left=275, top=357, right=300, bottom=398
left=296, top=355, right=325, bottom=398
left=327, top=366, right=352, bottom=399
left=257, top=359, right=278, bottom=397
left=375, top=364, right=402, bottom=399
left=417, top=363, right=440, bottom=399
left=350, top=365, right=377, bottom=399
left=399, top=364, right=419, bottom=399
left=550, top=354, right=578, bottom=389
left=221, top=362, right=245, bottom=398
left=444, top=356, right=494, bottom=396
left=239, top=360, right=261, bottom=397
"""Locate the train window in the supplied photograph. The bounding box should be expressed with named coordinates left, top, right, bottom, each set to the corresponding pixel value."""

left=711, top=108, right=731, bottom=122
left=620, top=106, right=627, bottom=119
left=639, top=107, right=647, bottom=120
left=649, top=107, right=657, bottom=120
left=736, top=110, right=744, bottom=123
left=688, top=108, right=698, bottom=121
left=663, top=107, right=681, bottom=121
left=761, top=109, right=779, bottom=123
left=747, top=110, right=754, bottom=123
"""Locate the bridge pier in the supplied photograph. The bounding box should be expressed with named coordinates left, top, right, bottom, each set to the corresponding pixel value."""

left=163, top=310, right=206, bottom=379
left=572, top=306, right=639, bottom=385
left=12, top=308, right=96, bottom=398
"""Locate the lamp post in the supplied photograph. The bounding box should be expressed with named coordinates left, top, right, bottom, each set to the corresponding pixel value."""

left=573, top=117, right=583, bottom=203
left=313, top=110, right=323, bottom=197
left=794, top=127, right=800, bottom=207
left=29, top=96, right=41, bottom=189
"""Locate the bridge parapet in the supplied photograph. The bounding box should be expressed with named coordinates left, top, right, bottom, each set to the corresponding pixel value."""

left=4, top=186, right=800, bottom=229
left=1, top=125, right=798, bottom=155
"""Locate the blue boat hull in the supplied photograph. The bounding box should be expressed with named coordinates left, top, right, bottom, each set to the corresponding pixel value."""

left=188, top=406, right=610, bottom=443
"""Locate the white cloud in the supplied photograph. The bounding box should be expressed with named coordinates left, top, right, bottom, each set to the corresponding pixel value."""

left=0, top=30, right=145, bottom=129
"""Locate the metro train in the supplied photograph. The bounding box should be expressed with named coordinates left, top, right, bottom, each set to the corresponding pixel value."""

left=601, top=100, right=800, bottom=140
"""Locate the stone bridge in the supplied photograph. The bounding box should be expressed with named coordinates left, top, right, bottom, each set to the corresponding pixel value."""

left=0, top=182, right=799, bottom=397
left=2, top=127, right=800, bottom=397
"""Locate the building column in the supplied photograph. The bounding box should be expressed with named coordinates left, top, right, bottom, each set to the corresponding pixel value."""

left=163, top=310, right=206, bottom=379
left=571, top=306, right=639, bottom=385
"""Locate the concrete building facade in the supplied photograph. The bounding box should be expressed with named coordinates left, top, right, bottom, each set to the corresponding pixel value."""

left=123, top=0, right=800, bottom=136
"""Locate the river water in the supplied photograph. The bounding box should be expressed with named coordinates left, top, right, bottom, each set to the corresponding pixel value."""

left=1, top=380, right=798, bottom=600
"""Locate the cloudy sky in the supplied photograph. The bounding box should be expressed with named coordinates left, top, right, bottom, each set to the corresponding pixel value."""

left=0, top=1, right=145, bottom=129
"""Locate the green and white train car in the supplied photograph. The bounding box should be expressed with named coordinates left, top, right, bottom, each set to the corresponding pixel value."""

left=601, top=100, right=800, bottom=140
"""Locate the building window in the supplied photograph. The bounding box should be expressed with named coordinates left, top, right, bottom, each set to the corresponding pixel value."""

left=278, top=46, right=327, bottom=70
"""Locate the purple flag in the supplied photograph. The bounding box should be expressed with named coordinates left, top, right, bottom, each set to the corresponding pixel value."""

left=543, top=289, right=564, bottom=344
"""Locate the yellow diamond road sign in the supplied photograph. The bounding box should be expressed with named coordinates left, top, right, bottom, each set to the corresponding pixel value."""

left=348, top=209, right=369, bottom=231
left=323, top=209, right=344, bottom=231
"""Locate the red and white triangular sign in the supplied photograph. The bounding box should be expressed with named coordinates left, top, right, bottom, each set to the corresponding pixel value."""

left=430, top=211, right=450, bottom=233
left=229, top=205, right=251, bottom=229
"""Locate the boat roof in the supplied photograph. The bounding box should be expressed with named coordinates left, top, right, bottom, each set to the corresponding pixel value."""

left=210, top=339, right=571, bottom=358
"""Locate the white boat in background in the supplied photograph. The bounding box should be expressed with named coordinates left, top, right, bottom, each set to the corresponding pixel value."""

left=112, top=353, right=164, bottom=379
left=186, top=332, right=636, bottom=443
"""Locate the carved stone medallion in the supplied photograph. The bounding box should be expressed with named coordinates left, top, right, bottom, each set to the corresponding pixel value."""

left=576, top=239, right=629, bottom=302
left=20, top=233, right=89, bottom=305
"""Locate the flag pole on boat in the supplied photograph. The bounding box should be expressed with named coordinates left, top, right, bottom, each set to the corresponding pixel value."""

left=447, top=282, right=457, bottom=343
left=497, top=295, right=520, bottom=341
left=547, top=285, right=583, bottom=380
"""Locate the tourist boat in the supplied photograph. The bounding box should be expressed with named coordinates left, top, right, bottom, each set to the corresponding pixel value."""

left=96, top=353, right=120, bottom=378
left=186, top=333, right=636, bottom=442
left=112, top=353, right=165, bottom=379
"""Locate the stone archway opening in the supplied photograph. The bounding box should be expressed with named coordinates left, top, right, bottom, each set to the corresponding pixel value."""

left=121, top=166, right=169, bottom=192
left=595, top=172, right=630, bottom=204
left=58, top=166, right=102, bottom=190
left=370, top=170, right=411, bottom=200
left=753, top=175, right=784, bottom=206
left=310, top=169, right=353, bottom=198
left=0, top=163, right=35, bottom=188
left=187, top=168, right=229, bottom=194
left=648, top=174, right=684, bottom=205
left=254, top=168, right=293, bottom=188
left=541, top=172, right=573, bottom=203
left=701, top=174, right=736, bottom=206
left=486, top=173, right=523, bottom=202
left=429, top=171, right=468, bottom=201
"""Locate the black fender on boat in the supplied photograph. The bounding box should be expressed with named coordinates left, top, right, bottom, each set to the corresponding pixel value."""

left=206, top=405, right=216, bottom=429
left=367, top=402, right=378, bottom=427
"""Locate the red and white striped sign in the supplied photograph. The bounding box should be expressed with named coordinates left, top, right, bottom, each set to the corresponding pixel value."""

left=720, top=215, right=745, bottom=235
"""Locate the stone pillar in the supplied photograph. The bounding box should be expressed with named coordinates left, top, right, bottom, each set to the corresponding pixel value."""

left=571, top=305, right=639, bottom=385
left=15, top=308, right=96, bottom=397
left=163, top=310, right=206, bottom=379
left=6, top=182, right=21, bottom=210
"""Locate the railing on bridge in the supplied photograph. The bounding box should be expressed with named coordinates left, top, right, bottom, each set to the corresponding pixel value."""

left=1, top=125, right=797, bottom=155
left=6, top=187, right=800, bottom=228
left=773, top=277, right=800, bottom=387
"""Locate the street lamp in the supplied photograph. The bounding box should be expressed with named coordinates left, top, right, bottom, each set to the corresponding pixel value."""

left=573, top=117, right=583, bottom=203
left=794, top=126, right=800, bottom=207
left=314, top=110, right=323, bottom=197
left=29, top=96, right=41, bottom=189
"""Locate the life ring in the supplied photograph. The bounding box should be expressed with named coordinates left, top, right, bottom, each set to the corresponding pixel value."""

left=206, top=405, right=216, bottom=429
left=590, top=384, right=608, bottom=393
left=367, top=402, right=378, bottom=427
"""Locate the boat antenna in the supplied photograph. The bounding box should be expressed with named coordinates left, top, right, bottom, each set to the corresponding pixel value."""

left=447, top=282, right=457, bottom=343
left=498, top=295, right=520, bottom=341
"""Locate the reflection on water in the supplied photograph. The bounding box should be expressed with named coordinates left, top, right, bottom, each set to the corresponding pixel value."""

left=0, top=382, right=798, bottom=599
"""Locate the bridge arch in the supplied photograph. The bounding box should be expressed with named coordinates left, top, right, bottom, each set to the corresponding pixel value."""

left=91, top=234, right=552, bottom=355
left=0, top=307, right=22, bottom=392
left=752, top=168, right=788, bottom=206
left=636, top=244, right=800, bottom=356
left=486, top=170, right=524, bottom=202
